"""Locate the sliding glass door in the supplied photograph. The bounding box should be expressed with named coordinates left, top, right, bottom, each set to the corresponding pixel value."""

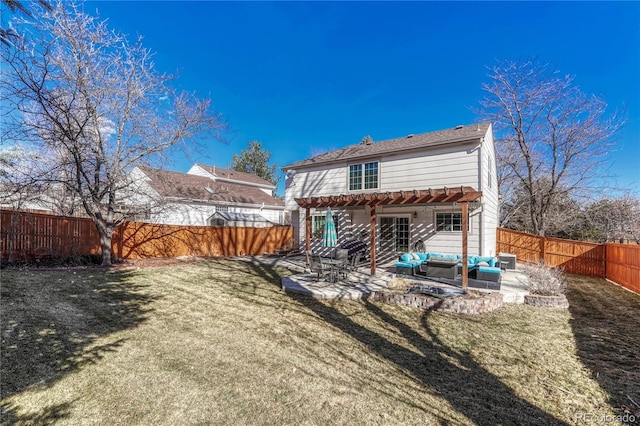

left=379, top=216, right=410, bottom=252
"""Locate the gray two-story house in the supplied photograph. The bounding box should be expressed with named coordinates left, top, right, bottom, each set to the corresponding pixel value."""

left=282, top=122, right=499, bottom=274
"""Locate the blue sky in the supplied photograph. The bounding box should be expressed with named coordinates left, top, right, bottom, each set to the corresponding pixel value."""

left=88, top=1, right=639, bottom=195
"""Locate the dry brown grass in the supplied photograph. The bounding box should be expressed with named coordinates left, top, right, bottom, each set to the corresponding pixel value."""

left=1, top=259, right=638, bottom=425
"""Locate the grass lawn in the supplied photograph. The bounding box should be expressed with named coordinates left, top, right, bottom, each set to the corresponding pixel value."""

left=1, top=259, right=638, bottom=425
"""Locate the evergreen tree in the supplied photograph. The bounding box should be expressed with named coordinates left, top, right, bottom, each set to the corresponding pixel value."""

left=229, top=141, right=281, bottom=195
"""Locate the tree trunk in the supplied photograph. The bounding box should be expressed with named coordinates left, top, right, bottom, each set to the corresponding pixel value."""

left=94, top=218, right=115, bottom=266
left=100, top=232, right=113, bottom=266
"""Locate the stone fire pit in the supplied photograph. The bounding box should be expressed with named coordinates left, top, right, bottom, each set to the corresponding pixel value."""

left=372, top=278, right=503, bottom=314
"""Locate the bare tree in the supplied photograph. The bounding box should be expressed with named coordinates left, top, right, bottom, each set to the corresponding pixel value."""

left=478, top=59, right=625, bottom=236
left=1, top=0, right=51, bottom=45
left=581, top=194, right=640, bottom=244
left=1, top=1, right=224, bottom=265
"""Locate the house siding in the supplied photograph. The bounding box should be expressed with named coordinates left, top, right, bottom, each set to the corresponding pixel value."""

left=380, top=144, right=480, bottom=191
left=284, top=164, right=345, bottom=211
left=284, top=123, right=498, bottom=258
left=479, top=126, right=499, bottom=256
left=187, top=164, right=211, bottom=179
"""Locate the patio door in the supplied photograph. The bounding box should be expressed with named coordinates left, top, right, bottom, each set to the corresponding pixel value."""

left=379, top=216, right=410, bottom=253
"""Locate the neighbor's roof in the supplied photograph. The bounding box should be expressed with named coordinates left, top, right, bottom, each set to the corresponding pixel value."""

left=194, top=164, right=274, bottom=188
left=213, top=212, right=273, bottom=223
left=282, top=122, right=492, bottom=169
left=138, top=167, right=284, bottom=208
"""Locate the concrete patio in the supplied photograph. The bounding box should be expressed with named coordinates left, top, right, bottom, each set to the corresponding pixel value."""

left=242, top=255, right=530, bottom=304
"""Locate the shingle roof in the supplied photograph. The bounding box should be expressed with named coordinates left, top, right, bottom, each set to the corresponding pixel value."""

left=194, top=164, right=274, bottom=188
left=138, top=167, right=284, bottom=208
left=214, top=212, right=273, bottom=223
left=282, top=122, right=492, bottom=169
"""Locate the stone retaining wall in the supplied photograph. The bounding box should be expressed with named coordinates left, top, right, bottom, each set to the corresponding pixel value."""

left=523, top=294, right=569, bottom=308
left=371, top=290, right=503, bottom=314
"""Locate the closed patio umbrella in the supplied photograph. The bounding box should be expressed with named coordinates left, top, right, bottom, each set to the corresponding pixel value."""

left=322, top=210, right=337, bottom=247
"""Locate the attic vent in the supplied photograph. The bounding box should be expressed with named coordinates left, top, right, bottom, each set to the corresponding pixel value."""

left=360, top=135, right=374, bottom=145
left=406, top=134, right=414, bottom=138
left=454, top=125, right=464, bottom=130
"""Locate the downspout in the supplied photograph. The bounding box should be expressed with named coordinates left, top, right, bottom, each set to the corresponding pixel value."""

left=477, top=141, right=484, bottom=255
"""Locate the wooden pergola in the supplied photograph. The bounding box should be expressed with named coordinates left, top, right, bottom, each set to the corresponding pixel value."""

left=295, top=186, right=482, bottom=288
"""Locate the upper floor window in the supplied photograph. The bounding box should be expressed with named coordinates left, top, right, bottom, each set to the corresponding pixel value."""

left=349, top=161, right=379, bottom=191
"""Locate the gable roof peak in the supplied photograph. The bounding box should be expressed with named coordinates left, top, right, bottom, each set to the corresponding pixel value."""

left=192, top=163, right=274, bottom=188
left=282, top=122, right=492, bottom=170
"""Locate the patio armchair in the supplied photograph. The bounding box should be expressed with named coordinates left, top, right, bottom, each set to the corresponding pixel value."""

left=308, top=253, right=332, bottom=281
left=347, top=251, right=362, bottom=272
left=334, top=249, right=350, bottom=279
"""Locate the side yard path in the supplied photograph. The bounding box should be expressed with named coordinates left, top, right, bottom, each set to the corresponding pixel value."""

left=1, top=258, right=638, bottom=425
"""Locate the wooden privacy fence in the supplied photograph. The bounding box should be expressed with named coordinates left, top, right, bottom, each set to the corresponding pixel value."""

left=0, top=210, right=100, bottom=261
left=605, top=244, right=640, bottom=294
left=497, top=227, right=639, bottom=294
left=1, top=210, right=293, bottom=262
left=112, top=221, right=293, bottom=259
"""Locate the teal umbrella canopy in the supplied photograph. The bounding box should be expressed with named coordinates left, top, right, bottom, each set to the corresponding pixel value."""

left=322, top=210, right=337, bottom=247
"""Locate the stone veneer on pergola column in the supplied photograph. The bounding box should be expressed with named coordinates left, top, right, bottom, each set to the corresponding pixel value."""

left=295, top=186, right=483, bottom=289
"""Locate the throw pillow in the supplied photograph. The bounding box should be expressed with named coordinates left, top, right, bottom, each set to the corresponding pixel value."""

left=477, top=261, right=489, bottom=267
left=411, top=252, right=420, bottom=260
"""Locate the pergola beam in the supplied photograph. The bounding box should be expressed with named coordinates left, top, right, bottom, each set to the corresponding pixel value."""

left=294, top=186, right=481, bottom=210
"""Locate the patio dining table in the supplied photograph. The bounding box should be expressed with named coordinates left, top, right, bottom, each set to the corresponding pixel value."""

left=322, top=257, right=348, bottom=283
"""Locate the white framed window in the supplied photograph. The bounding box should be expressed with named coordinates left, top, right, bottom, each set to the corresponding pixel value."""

left=349, top=161, right=379, bottom=191
left=436, top=212, right=467, bottom=232
left=310, top=214, right=340, bottom=240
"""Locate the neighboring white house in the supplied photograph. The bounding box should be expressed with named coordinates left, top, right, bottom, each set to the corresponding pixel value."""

left=187, top=163, right=277, bottom=197
left=282, top=122, right=499, bottom=271
left=129, top=165, right=286, bottom=226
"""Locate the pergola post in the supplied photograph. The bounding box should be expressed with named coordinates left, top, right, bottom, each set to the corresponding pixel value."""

left=461, top=201, right=469, bottom=289
left=369, top=205, right=377, bottom=276
left=305, top=207, right=311, bottom=265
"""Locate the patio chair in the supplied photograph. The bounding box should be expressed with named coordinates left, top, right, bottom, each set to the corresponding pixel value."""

left=348, top=251, right=362, bottom=272
left=308, top=254, right=332, bottom=281
left=334, top=249, right=350, bottom=279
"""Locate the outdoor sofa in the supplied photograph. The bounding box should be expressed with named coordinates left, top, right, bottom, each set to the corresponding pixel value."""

left=395, top=252, right=502, bottom=282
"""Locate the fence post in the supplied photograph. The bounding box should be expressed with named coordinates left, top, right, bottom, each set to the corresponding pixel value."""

left=603, top=243, right=607, bottom=280
left=540, top=235, right=546, bottom=264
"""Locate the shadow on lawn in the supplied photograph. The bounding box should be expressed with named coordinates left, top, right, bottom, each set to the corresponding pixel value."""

left=565, top=276, right=640, bottom=423
left=218, top=257, right=566, bottom=423
left=285, top=291, right=569, bottom=425
left=1, top=268, right=157, bottom=424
